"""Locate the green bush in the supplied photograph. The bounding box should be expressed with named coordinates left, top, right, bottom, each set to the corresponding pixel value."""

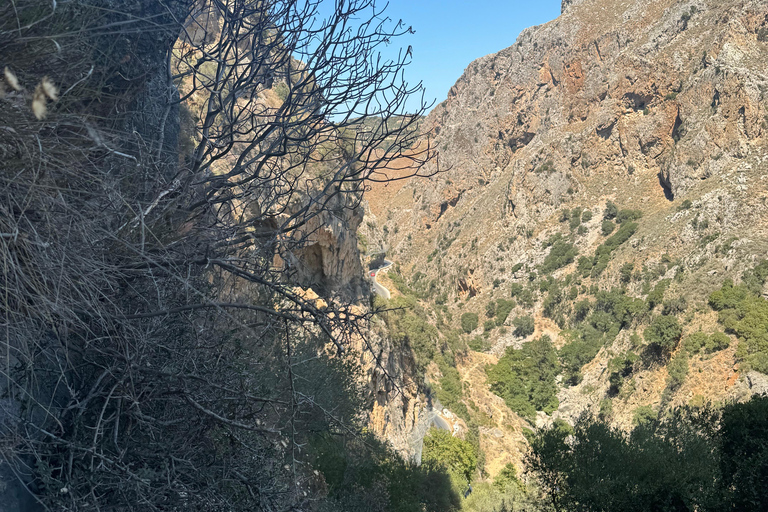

left=468, top=336, right=489, bottom=352
left=708, top=331, right=731, bottom=352
left=386, top=296, right=441, bottom=371
left=601, top=220, right=616, bottom=236
left=742, top=259, right=768, bottom=294
left=581, top=210, right=593, bottom=222
left=577, top=256, right=593, bottom=277
left=529, top=397, right=768, bottom=512
left=559, top=328, right=605, bottom=385
left=620, top=262, right=635, bottom=283
left=484, top=319, right=496, bottom=332
left=493, top=463, right=522, bottom=491
left=599, top=398, right=613, bottom=419
left=540, top=240, right=578, bottom=274
left=573, top=299, right=592, bottom=322
left=616, top=209, right=643, bottom=224
left=603, top=221, right=639, bottom=249
left=604, top=201, right=618, bottom=220
left=632, top=405, right=658, bottom=426
left=569, top=208, right=583, bottom=231
left=509, top=283, right=524, bottom=297
left=647, top=279, right=671, bottom=309
left=495, top=299, right=516, bottom=326
left=608, top=351, right=638, bottom=394
left=644, top=315, right=682, bottom=350
left=685, top=332, right=709, bottom=353
left=666, top=350, right=689, bottom=390
left=435, top=364, right=463, bottom=406
left=513, top=315, right=535, bottom=337
left=486, top=336, right=560, bottom=420
left=709, top=274, right=768, bottom=372
left=595, top=288, right=648, bottom=328
left=422, top=429, right=478, bottom=483
left=461, top=312, right=479, bottom=333
left=485, top=301, right=497, bottom=318
left=662, top=296, right=687, bottom=315
left=515, top=287, right=535, bottom=309
left=582, top=222, right=639, bottom=277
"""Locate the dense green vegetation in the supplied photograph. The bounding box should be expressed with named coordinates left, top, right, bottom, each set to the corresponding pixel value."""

left=608, top=351, right=639, bottom=395
left=423, top=429, right=478, bottom=483
left=494, top=299, right=517, bottom=326
left=557, top=288, right=646, bottom=384
left=540, top=240, right=578, bottom=274
left=384, top=295, right=441, bottom=372
left=685, top=331, right=731, bottom=354
left=312, top=432, right=460, bottom=512
left=512, top=315, right=535, bottom=337
left=579, top=221, right=640, bottom=277
left=462, top=312, right=480, bottom=333
left=615, top=208, right=644, bottom=224
left=665, top=350, right=689, bottom=390
left=603, top=200, right=618, bottom=220
left=708, top=262, right=768, bottom=372
left=644, top=315, right=683, bottom=351
left=486, top=336, right=560, bottom=420
left=528, top=397, right=768, bottom=512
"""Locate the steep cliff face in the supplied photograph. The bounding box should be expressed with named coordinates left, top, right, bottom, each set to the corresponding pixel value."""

left=414, top=0, right=767, bottom=228
left=364, top=0, right=768, bottom=468
left=293, top=201, right=366, bottom=298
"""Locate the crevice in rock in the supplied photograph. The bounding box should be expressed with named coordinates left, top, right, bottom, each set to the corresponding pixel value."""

left=597, top=121, right=615, bottom=140
left=672, top=108, right=683, bottom=142
left=623, top=92, right=652, bottom=111
left=658, top=171, right=675, bottom=201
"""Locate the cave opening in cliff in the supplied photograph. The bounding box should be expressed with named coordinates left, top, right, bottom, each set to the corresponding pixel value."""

left=658, top=172, right=675, bottom=201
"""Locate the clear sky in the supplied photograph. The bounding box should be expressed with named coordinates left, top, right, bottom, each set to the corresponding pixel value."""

left=381, top=0, right=563, bottom=113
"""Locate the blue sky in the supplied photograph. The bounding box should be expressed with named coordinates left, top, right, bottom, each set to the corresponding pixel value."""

left=381, top=0, right=563, bottom=113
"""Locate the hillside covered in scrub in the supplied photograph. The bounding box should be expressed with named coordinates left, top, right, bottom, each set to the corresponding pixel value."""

left=3, top=0, right=768, bottom=511
left=359, top=0, right=768, bottom=508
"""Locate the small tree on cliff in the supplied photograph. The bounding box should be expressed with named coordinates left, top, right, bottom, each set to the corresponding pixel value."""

left=462, top=312, right=480, bottom=333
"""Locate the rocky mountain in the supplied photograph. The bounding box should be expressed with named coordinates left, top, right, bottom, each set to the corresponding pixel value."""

left=362, top=0, right=768, bottom=481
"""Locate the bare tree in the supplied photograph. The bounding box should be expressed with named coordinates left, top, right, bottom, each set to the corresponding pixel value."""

left=0, top=0, right=436, bottom=510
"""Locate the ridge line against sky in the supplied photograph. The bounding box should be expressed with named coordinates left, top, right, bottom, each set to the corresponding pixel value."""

left=385, top=0, right=563, bottom=114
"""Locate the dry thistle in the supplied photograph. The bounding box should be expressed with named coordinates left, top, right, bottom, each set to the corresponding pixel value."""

left=4, top=67, right=21, bottom=91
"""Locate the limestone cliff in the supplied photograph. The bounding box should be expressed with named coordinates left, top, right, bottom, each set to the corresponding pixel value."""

left=363, top=0, right=768, bottom=476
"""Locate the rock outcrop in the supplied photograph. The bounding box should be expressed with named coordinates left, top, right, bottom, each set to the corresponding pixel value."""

left=364, top=0, right=768, bottom=456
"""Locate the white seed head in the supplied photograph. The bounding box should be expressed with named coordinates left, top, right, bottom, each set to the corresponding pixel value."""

left=32, top=94, right=47, bottom=120
left=41, top=77, right=58, bottom=100
left=4, top=67, right=20, bottom=91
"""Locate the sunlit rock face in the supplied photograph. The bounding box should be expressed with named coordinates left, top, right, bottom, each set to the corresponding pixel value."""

left=363, top=0, right=768, bottom=436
